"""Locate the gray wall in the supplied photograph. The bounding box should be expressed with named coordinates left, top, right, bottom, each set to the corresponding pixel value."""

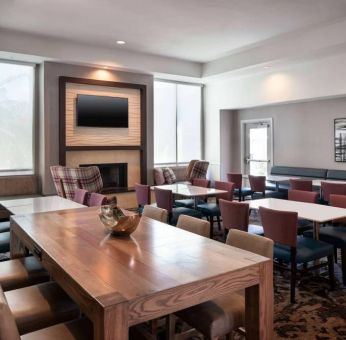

left=40, top=62, right=154, bottom=194
left=220, top=97, right=346, bottom=178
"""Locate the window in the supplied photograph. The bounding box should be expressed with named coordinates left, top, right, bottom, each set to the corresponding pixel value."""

left=0, top=61, right=35, bottom=174
left=154, top=80, right=202, bottom=165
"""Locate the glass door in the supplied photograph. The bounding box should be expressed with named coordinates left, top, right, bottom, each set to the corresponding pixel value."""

left=243, top=121, right=272, bottom=175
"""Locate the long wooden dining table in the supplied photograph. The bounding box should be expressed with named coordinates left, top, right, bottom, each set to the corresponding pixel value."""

left=10, top=207, right=273, bottom=340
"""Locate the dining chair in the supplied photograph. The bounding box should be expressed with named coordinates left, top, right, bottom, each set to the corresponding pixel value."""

left=197, top=181, right=234, bottom=238
left=0, top=285, right=92, bottom=340
left=304, top=194, right=346, bottom=284
left=189, top=161, right=209, bottom=180
left=259, top=206, right=335, bottom=303
left=227, top=173, right=252, bottom=201
left=0, top=256, right=49, bottom=292
left=142, top=205, right=168, bottom=223
left=321, top=181, right=346, bottom=203
left=289, top=179, right=313, bottom=191
left=175, top=178, right=210, bottom=208
left=73, top=188, right=88, bottom=205
left=134, top=183, right=151, bottom=212
left=176, top=215, right=210, bottom=238
left=288, top=189, right=318, bottom=235
left=3, top=281, right=80, bottom=335
left=88, top=192, right=107, bottom=207
left=248, top=175, right=284, bottom=199
left=170, top=229, right=273, bottom=340
left=219, top=199, right=263, bottom=236
left=154, top=188, right=202, bottom=225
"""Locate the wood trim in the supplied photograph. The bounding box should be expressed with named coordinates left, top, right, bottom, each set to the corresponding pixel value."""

left=59, top=76, right=148, bottom=184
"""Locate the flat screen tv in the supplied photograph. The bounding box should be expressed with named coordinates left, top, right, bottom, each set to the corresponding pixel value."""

left=76, top=94, right=129, bottom=128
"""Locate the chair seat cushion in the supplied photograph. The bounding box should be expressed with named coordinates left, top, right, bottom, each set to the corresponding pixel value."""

left=175, top=198, right=195, bottom=208
left=21, top=318, right=93, bottom=340
left=239, top=187, right=252, bottom=197
left=5, top=281, right=79, bottom=335
left=171, top=207, right=202, bottom=225
left=248, top=224, right=264, bottom=235
left=0, top=231, right=10, bottom=253
left=176, top=292, right=244, bottom=338
left=0, top=221, right=10, bottom=233
left=297, top=219, right=313, bottom=235
left=274, top=237, right=334, bottom=263
left=0, top=256, right=49, bottom=292
left=304, top=226, right=346, bottom=248
left=197, top=203, right=220, bottom=216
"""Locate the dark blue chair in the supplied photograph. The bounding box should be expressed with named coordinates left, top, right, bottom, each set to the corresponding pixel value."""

left=260, top=206, right=335, bottom=303
left=0, top=231, right=10, bottom=253
left=226, top=173, right=252, bottom=201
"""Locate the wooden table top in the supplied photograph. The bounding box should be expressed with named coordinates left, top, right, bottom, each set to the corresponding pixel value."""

left=0, top=195, right=85, bottom=214
left=249, top=198, right=346, bottom=223
left=152, top=183, right=227, bottom=197
left=11, top=207, right=269, bottom=325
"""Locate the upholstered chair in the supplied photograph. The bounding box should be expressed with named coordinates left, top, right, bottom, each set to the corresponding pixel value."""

left=227, top=173, right=252, bottom=201
left=321, top=181, right=346, bottom=203
left=289, top=179, right=313, bottom=192
left=135, top=184, right=151, bottom=212
left=176, top=215, right=210, bottom=238
left=142, top=205, right=168, bottom=223
left=88, top=192, right=107, bottom=207
left=72, top=189, right=88, bottom=205
left=189, top=161, right=209, bottom=180
left=248, top=175, right=285, bottom=199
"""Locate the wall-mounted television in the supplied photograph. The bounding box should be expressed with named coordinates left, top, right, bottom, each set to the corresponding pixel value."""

left=76, top=94, right=129, bottom=128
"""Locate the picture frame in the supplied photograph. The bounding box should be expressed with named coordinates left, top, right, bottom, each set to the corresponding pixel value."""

left=334, top=118, right=346, bottom=162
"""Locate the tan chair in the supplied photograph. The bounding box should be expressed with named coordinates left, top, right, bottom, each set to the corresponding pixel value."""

left=0, top=257, right=49, bottom=292
left=4, top=281, right=80, bottom=335
left=172, top=230, right=273, bottom=340
left=176, top=215, right=210, bottom=238
left=0, top=285, right=92, bottom=340
left=142, top=205, right=168, bottom=223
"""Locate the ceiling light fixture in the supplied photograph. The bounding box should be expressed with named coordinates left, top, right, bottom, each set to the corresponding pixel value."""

left=116, top=40, right=126, bottom=45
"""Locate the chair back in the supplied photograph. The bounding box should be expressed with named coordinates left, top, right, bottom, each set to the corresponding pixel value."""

left=227, top=173, right=242, bottom=189
left=0, top=286, right=21, bottom=340
left=142, top=205, right=168, bottom=223
left=189, top=161, right=209, bottom=180
left=50, top=166, right=103, bottom=200
left=288, top=189, right=318, bottom=203
left=214, top=181, right=235, bottom=201
left=186, top=160, right=198, bottom=181
left=73, top=188, right=88, bottom=205
left=135, top=183, right=151, bottom=207
left=192, top=178, right=210, bottom=188
left=154, top=188, right=173, bottom=213
left=259, top=206, right=298, bottom=247
left=176, top=215, right=210, bottom=238
left=321, top=181, right=346, bottom=202
left=226, top=229, right=273, bottom=259
left=330, top=194, right=346, bottom=224
left=289, top=179, right=312, bottom=191
left=88, top=192, right=108, bottom=207
left=219, top=199, right=249, bottom=232
left=248, top=175, right=266, bottom=193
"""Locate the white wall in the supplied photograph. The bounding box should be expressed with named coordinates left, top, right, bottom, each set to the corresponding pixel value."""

left=204, top=50, right=346, bottom=180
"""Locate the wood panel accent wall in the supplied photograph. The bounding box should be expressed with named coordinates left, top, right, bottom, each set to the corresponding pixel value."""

left=59, top=77, right=147, bottom=183
left=66, top=83, right=141, bottom=146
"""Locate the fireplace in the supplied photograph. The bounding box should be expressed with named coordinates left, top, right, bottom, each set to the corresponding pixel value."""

left=80, top=163, right=128, bottom=193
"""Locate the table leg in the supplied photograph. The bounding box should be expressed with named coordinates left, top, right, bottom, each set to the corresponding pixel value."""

left=245, top=260, right=273, bottom=340
left=194, top=196, right=198, bottom=209
left=94, top=303, right=129, bottom=340
left=10, top=221, right=26, bottom=259
left=313, top=221, right=320, bottom=240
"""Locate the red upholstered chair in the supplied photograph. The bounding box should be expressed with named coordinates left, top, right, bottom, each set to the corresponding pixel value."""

left=260, top=206, right=334, bottom=303
left=73, top=189, right=88, bottom=205
left=135, top=183, right=151, bottom=212
left=88, top=193, right=107, bottom=207
left=154, top=188, right=202, bottom=225
left=289, top=179, right=313, bottom=192
left=249, top=175, right=285, bottom=199
left=304, top=194, right=346, bottom=284
left=219, top=199, right=263, bottom=235
left=198, top=181, right=235, bottom=238
left=227, top=173, right=252, bottom=201
left=321, top=181, right=346, bottom=203
left=175, top=178, right=210, bottom=208
left=288, top=189, right=318, bottom=203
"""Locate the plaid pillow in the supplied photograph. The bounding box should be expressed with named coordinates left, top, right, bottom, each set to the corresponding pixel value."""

left=162, top=168, right=176, bottom=184
left=190, top=161, right=209, bottom=180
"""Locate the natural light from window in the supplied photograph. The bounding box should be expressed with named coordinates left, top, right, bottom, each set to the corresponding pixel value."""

left=154, top=80, right=201, bottom=165
left=0, top=62, right=34, bottom=173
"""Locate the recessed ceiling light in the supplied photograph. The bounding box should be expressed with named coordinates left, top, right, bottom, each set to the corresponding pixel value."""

left=116, top=40, right=126, bottom=45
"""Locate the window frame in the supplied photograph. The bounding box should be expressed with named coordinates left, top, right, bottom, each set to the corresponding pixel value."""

left=153, top=79, right=204, bottom=167
left=0, top=59, right=37, bottom=176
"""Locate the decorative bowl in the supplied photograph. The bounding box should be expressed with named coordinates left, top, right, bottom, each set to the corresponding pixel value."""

left=99, top=204, right=141, bottom=237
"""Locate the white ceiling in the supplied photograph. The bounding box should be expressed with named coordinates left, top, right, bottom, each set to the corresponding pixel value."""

left=1, top=0, right=346, bottom=63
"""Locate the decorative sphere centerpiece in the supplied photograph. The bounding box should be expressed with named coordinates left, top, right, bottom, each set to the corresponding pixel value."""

left=99, top=202, right=141, bottom=237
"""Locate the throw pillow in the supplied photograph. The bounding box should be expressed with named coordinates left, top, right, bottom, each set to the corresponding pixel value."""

left=162, top=167, right=176, bottom=184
